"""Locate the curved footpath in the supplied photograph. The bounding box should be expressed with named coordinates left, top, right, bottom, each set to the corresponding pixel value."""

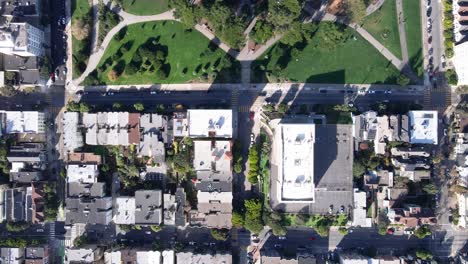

left=72, top=2, right=420, bottom=88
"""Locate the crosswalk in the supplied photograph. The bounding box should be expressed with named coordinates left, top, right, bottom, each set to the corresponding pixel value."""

left=238, top=105, right=250, bottom=112
left=231, top=89, right=239, bottom=110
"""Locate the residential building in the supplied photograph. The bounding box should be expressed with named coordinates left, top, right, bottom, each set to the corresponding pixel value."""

left=104, top=250, right=174, bottom=264
left=3, top=185, right=44, bottom=223
left=7, top=143, right=45, bottom=165
left=364, top=170, right=394, bottom=189
left=176, top=252, right=232, bottom=264
left=352, top=189, right=372, bottom=227
left=25, top=246, right=49, bottom=264
left=67, top=164, right=99, bottom=184
left=457, top=193, right=468, bottom=228
left=0, top=248, right=24, bottom=264
left=191, top=139, right=233, bottom=228
left=272, top=120, right=353, bottom=214
left=353, top=112, right=409, bottom=154
left=387, top=204, right=436, bottom=228
left=1, top=54, right=40, bottom=86
left=0, top=0, right=41, bottom=16
left=0, top=22, right=44, bottom=57
left=174, top=109, right=233, bottom=138
left=65, top=247, right=103, bottom=264
left=62, top=112, right=84, bottom=152
left=408, top=111, right=438, bottom=145
left=339, top=253, right=403, bottom=264
left=113, top=190, right=163, bottom=225
left=65, top=197, right=113, bottom=225
left=399, top=168, right=431, bottom=182
left=139, top=113, right=168, bottom=162
left=67, top=152, right=102, bottom=165
left=9, top=164, right=44, bottom=183
left=259, top=249, right=298, bottom=264
left=4, top=111, right=45, bottom=134
left=163, top=193, right=177, bottom=226
left=83, top=112, right=140, bottom=146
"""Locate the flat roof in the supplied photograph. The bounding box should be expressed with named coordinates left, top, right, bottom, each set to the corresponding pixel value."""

left=193, top=140, right=232, bottom=174
left=5, top=111, right=43, bottom=134
left=409, top=111, right=438, bottom=145
left=66, top=164, right=98, bottom=183
left=114, top=197, right=135, bottom=225
left=62, top=112, right=84, bottom=151
left=187, top=110, right=232, bottom=138
left=276, top=123, right=315, bottom=202
left=136, top=251, right=161, bottom=264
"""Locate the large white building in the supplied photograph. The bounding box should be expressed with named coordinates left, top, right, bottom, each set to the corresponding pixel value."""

left=186, top=109, right=233, bottom=138
left=409, top=111, right=438, bottom=145
left=62, top=112, right=84, bottom=152
left=66, top=164, right=99, bottom=183
left=453, top=41, right=468, bottom=86
left=0, top=23, right=44, bottom=57
left=4, top=111, right=45, bottom=134
left=275, top=123, right=315, bottom=203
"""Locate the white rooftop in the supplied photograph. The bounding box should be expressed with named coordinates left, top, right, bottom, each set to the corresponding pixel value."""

left=113, top=197, right=136, bottom=225
left=193, top=140, right=232, bottom=173
left=187, top=109, right=233, bottom=138
left=162, top=250, right=175, bottom=264
left=67, top=164, right=99, bottom=183
left=104, top=251, right=121, bottom=264
left=409, top=111, right=438, bottom=145
left=276, top=123, right=315, bottom=202
left=197, top=190, right=232, bottom=203
left=62, top=112, right=84, bottom=151
left=176, top=252, right=232, bottom=264
left=136, top=251, right=161, bottom=264
left=458, top=193, right=468, bottom=228
left=453, top=35, right=468, bottom=85
left=5, top=111, right=44, bottom=134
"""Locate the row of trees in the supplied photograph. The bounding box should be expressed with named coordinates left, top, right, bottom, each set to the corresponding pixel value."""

left=442, top=0, right=455, bottom=58
left=98, top=0, right=121, bottom=45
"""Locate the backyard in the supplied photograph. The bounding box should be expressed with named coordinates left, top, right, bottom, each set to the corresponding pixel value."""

left=403, top=0, right=423, bottom=77
left=362, top=0, right=402, bottom=59
left=119, top=0, right=169, bottom=15
left=252, top=22, right=403, bottom=84
left=71, top=0, right=92, bottom=79
left=85, top=21, right=240, bottom=85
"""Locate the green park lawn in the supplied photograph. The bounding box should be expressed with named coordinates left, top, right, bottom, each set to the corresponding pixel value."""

left=362, top=0, right=402, bottom=59
left=120, top=0, right=169, bottom=15
left=87, top=21, right=240, bottom=85
left=72, top=0, right=92, bottom=79
left=252, top=22, right=403, bottom=84
left=403, top=0, right=423, bottom=77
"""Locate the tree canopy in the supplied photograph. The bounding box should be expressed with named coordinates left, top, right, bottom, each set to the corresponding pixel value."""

left=244, top=199, right=264, bottom=233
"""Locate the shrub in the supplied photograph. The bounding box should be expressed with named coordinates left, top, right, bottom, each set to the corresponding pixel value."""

left=108, top=70, right=119, bottom=81
left=71, top=19, right=90, bottom=40
left=210, top=228, right=230, bottom=241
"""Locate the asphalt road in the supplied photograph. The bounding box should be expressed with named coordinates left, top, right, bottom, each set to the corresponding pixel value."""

left=49, top=0, right=68, bottom=84
left=80, top=89, right=423, bottom=110
left=264, top=228, right=468, bottom=259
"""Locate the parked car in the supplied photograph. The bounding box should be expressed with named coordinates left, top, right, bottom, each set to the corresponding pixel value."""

left=278, top=236, right=286, bottom=240
left=385, top=90, right=392, bottom=94
left=404, top=230, right=414, bottom=235
left=249, top=111, right=255, bottom=120
left=250, top=133, right=255, bottom=146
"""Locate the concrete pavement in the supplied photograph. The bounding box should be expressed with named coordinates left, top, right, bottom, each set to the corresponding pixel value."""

left=396, top=0, right=409, bottom=63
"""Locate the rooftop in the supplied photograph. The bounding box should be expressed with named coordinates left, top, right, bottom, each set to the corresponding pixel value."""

left=65, top=197, right=112, bottom=225
left=113, top=197, right=136, bottom=225
left=66, top=164, right=98, bottom=184
left=83, top=112, right=140, bottom=146
left=135, top=190, right=162, bottom=225
left=187, top=109, right=233, bottom=138
left=276, top=123, right=315, bottom=202
left=5, top=111, right=44, bottom=134
left=176, top=252, right=232, bottom=264
left=409, top=111, right=438, bottom=145
left=193, top=140, right=232, bottom=174
left=62, top=112, right=84, bottom=152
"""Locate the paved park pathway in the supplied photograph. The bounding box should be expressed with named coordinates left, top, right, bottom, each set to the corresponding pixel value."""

left=72, top=0, right=421, bottom=88
left=396, top=0, right=410, bottom=65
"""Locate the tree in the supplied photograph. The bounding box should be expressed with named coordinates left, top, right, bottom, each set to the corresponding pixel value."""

left=0, top=85, right=18, bottom=97
left=112, top=102, right=123, bottom=110
left=344, top=0, right=367, bottom=24
left=119, top=225, right=132, bottom=232
left=262, top=104, right=274, bottom=112
left=133, top=102, right=145, bottom=112
left=210, top=228, right=230, bottom=241
left=125, top=62, right=139, bottom=75
left=79, top=102, right=90, bottom=113
left=445, top=69, right=458, bottom=85
left=244, top=199, right=264, bottom=233
left=338, top=227, right=349, bottom=235
left=280, top=22, right=303, bottom=46
left=108, top=69, right=119, bottom=81
left=277, top=103, right=288, bottom=114
left=266, top=0, right=301, bottom=32
left=353, top=161, right=366, bottom=178
left=67, top=101, right=80, bottom=112
left=150, top=225, right=162, bottom=232
left=71, top=19, right=90, bottom=40
left=234, top=162, right=242, bottom=174
left=73, top=235, right=89, bottom=247
left=397, top=75, right=411, bottom=86
left=414, top=225, right=432, bottom=239
left=267, top=215, right=287, bottom=236
left=6, top=221, right=31, bottom=232
left=251, top=21, right=274, bottom=44
left=422, top=182, right=437, bottom=195
left=232, top=211, right=244, bottom=227
left=314, top=23, right=351, bottom=51
left=416, top=249, right=433, bottom=260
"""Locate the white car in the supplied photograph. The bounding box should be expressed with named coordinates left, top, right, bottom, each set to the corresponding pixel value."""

left=150, top=90, right=157, bottom=95
left=404, top=230, right=414, bottom=235
left=278, top=236, right=286, bottom=240
left=145, top=231, right=151, bottom=235
left=250, top=133, right=255, bottom=145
